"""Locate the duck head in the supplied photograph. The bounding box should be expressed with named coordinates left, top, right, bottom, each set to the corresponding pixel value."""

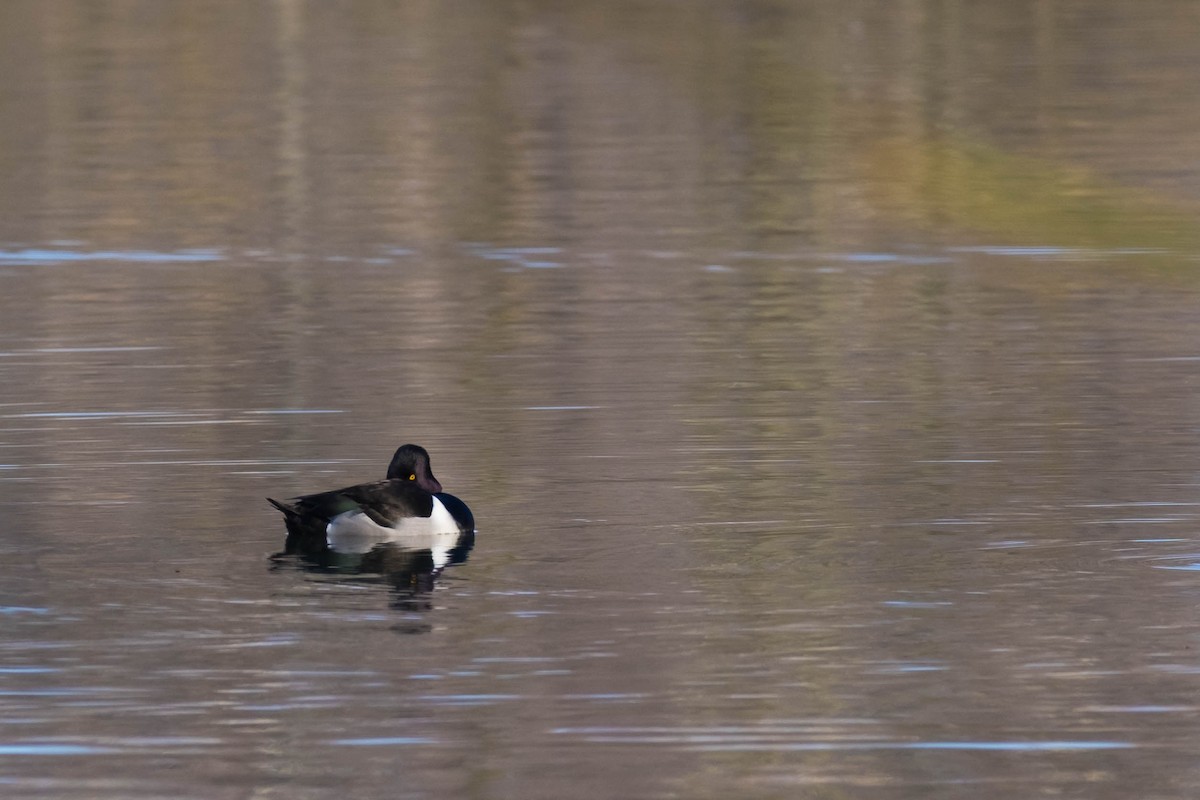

left=386, top=443, right=444, bottom=494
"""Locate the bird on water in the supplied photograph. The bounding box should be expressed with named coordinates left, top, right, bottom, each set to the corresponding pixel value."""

left=268, top=443, right=474, bottom=555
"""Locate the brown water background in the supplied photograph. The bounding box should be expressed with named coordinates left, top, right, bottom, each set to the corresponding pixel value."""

left=3, top=2, right=1200, bottom=798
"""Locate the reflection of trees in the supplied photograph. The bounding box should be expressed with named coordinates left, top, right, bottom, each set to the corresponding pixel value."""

left=3, top=3, right=1198, bottom=250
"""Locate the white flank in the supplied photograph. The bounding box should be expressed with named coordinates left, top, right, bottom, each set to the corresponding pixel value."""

left=326, top=496, right=462, bottom=556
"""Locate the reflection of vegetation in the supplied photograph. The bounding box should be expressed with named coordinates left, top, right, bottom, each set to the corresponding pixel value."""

left=865, top=134, right=1200, bottom=254
left=740, top=43, right=833, bottom=241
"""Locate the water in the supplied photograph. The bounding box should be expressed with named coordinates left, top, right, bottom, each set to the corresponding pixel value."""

left=3, top=1, right=1200, bottom=798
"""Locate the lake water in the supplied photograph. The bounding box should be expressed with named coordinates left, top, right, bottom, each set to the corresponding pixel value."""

left=3, top=2, right=1200, bottom=798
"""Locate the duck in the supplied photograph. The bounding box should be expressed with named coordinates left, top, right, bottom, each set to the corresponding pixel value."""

left=268, top=443, right=474, bottom=556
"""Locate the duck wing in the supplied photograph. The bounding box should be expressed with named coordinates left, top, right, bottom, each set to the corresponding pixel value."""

left=270, top=479, right=435, bottom=525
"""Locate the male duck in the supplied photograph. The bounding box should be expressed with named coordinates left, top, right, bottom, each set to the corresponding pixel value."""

left=268, top=444, right=474, bottom=555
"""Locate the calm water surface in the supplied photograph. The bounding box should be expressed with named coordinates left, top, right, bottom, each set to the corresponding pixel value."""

left=3, top=2, right=1200, bottom=798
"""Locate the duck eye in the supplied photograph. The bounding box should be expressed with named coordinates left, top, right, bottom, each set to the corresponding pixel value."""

left=408, top=474, right=416, bottom=481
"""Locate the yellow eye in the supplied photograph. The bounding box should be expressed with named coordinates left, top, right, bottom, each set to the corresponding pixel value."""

left=408, top=474, right=416, bottom=481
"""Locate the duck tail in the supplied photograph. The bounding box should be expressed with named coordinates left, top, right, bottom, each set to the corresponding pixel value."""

left=267, top=497, right=326, bottom=556
left=267, top=497, right=295, bottom=516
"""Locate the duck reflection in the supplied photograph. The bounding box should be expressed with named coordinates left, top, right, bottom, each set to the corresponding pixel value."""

left=272, top=528, right=475, bottom=613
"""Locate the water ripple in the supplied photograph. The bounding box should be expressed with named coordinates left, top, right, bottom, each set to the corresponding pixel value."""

left=0, top=248, right=223, bottom=264
left=329, top=737, right=438, bottom=746
left=551, top=726, right=1133, bottom=752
